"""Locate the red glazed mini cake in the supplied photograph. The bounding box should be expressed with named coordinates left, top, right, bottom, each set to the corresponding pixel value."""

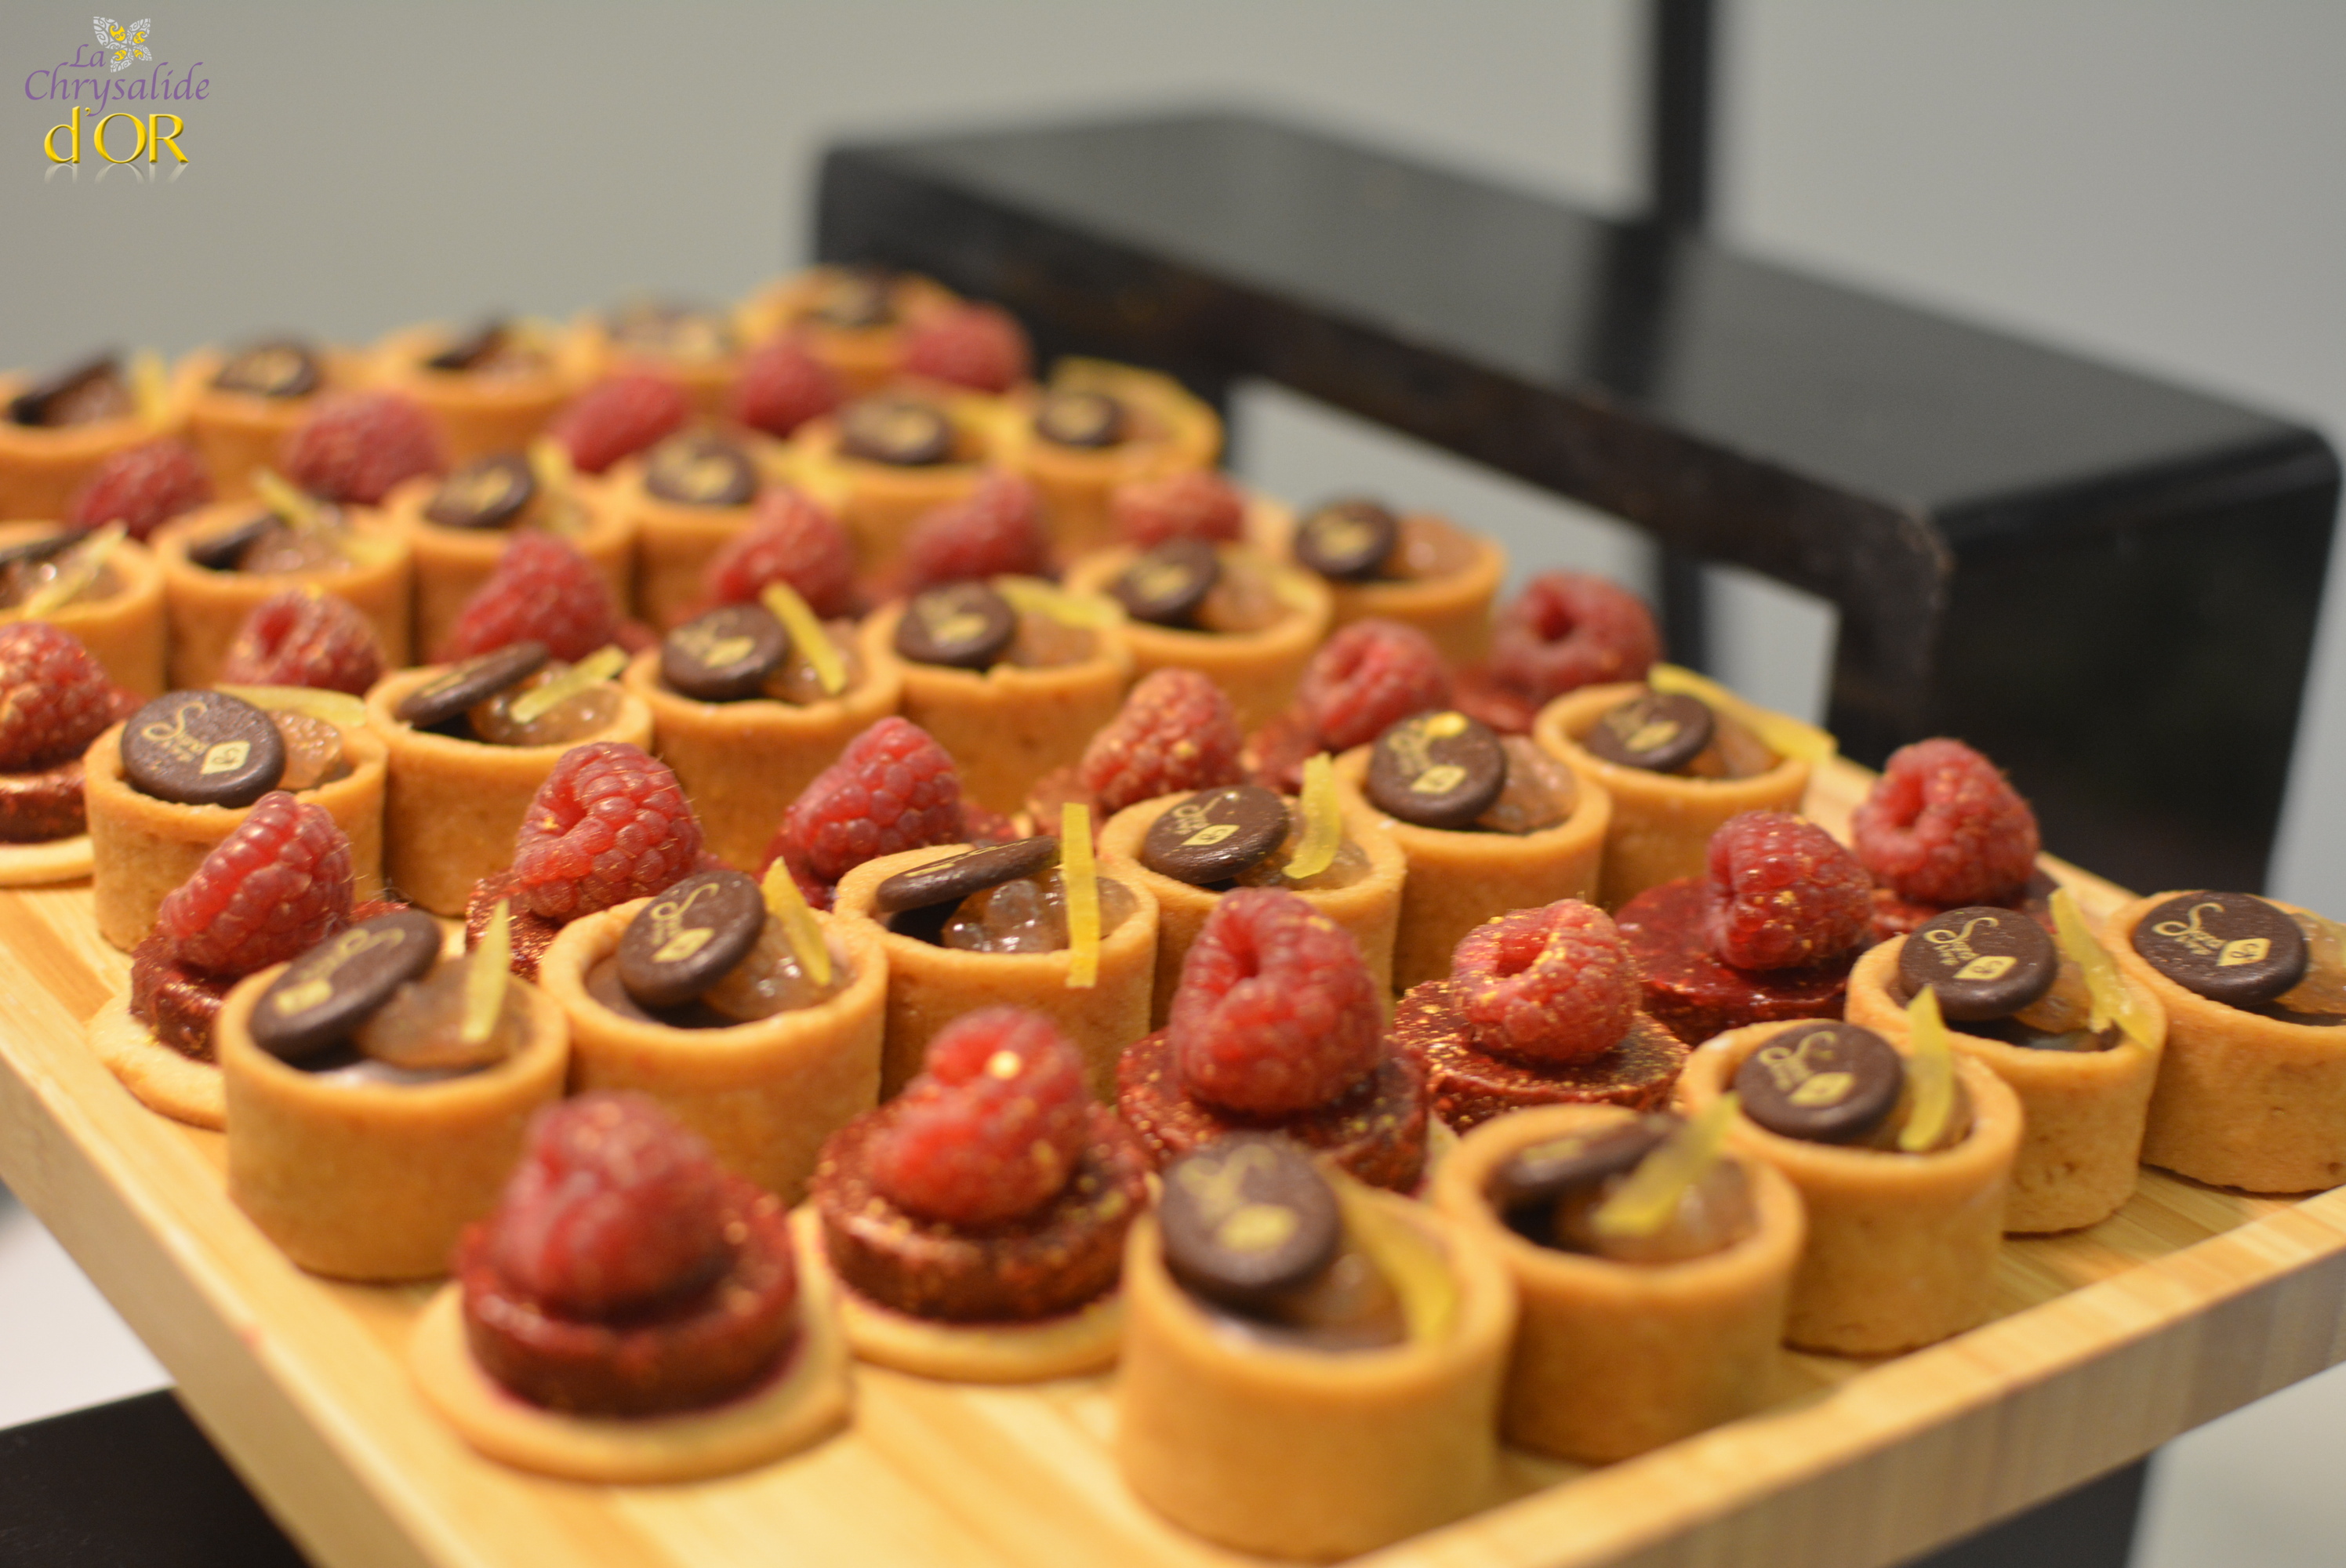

left=409, top=1092, right=850, bottom=1482
left=804, top=1007, right=1149, bottom=1381
left=1117, top=887, right=1429, bottom=1192
left=0, top=622, right=141, bottom=885
left=0, top=352, right=180, bottom=523
left=1265, top=495, right=1507, bottom=666
left=1400, top=900, right=1688, bottom=1134
left=1853, top=737, right=2052, bottom=941
left=1617, top=811, right=1874, bottom=1046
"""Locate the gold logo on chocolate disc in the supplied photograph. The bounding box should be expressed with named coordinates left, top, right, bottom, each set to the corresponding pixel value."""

left=200, top=741, right=249, bottom=775
left=1182, top=822, right=1238, bottom=847
left=2219, top=937, right=2271, bottom=967
left=1217, top=1203, right=1298, bottom=1255
left=653, top=928, right=714, bottom=964
left=1412, top=764, right=1465, bottom=795
left=1956, top=955, right=2015, bottom=982
left=1756, top=1029, right=1852, bottom=1105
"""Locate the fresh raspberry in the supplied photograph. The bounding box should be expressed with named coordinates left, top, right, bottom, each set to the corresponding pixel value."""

left=1168, top=887, right=1383, bottom=1115
left=0, top=622, right=118, bottom=771
left=728, top=333, right=842, bottom=439
left=65, top=437, right=212, bottom=539
left=1489, top=571, right=1661, bottom=702
left=217, top=587, right=385, bottom=695
left=699, top=485, right=857, bottom=619
left=896, top=471, right=1048, bottom=593
left=1702, top=811, right=1872, bottom=971
left=866, top=1009, right=1090, bottom=1226
left=960, top=797, right=1022, bottom=848
left=487, top=1093, right=734, bottom=1316
left=510, top=742, right=704, bottom=922
left=155, top=792, right=354, bottom=976
left=278, top=390, right=445, bottom=505
left=1850, top=737, right=2041, bottom=906
left=438, top=532, right=619, bottom=662
left=1296, top=619, right=1451, bottom=753
left=547, top=372, right=690, bottom=475
left=1451, top=901, right=1638, bottom=1065
left=1077, top=669, right=1244, bottom=816
left=762, top=717, right=964, bottom=899
left=899, top=303, right=1032, bottom=394
left=1110, top=470, right=1247, bottom=549
left=1449, top=661, right=1540, bottom=736
left=1240, top=706, right=1322, bottom=796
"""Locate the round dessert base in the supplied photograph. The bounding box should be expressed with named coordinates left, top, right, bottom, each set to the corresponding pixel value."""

left=0, top=522, right=167, bottom=696
left=1532, top=682, right=1813, bottom=909
left=791, top=1210, right=1121, bottom=1383
left=407, top=1273, right=850, bottom=1484
left=85, top=994, right=223, bottom=1129
left=152, top=503, right=415, bottom=689
left=567, top=316, right=742, bottom=420
left=1618, top=877, right=1856, bottom=1047
left=0, top=833, right=93, bottom=886
left=2111, top=893, right=2346, bottom=1195
left=1847, top=938, right=2164, bottom=1233
left=1679, top=1021, right=2024, bottom=1356
left=1395, top=982, right=1687, bottom=1134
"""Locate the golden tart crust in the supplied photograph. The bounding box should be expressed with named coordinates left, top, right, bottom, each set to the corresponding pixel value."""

left=734, top=267, right=962, bottom=395
left=1254, top=504, right=1507, bottom=666
left=537, top=902, right=887, bottom=1207
left=218, top=956, right=569, bottom=1281
left=998, top=361, right=1223, bottom=557
left=85, top=992, right=227, bottom=1128
left=1848, top=936, right=2165, bottom=1232
left=1533, top=681, right=1811, bottom=909
left=172, top=346, right=376, bottom=503
left=364, top=666, right=654, bottom=919
left=369, top=323, right=587, bottom=464
left=382, top=471, right=637, bottom=661
left=0, top=521, right=166, bottom=695
left=790, top=392, right=1011, bottom=575
left=1433, top=1103, right=1803, bottom=1463
left=153, top=501, right=414, bottom=688
left=87, top=717, right=388, bottom=951
left=0, top=369, right=180, bottom=523
left=831, top=843, right=1159, bottom=1101
left=565, top=310, right=742, bottom=421
left=609, top=437, right=797, bottom=632
left=1679, top=1020, right=2022, bottom=1356
left=621, top=646, right=900, bottom=874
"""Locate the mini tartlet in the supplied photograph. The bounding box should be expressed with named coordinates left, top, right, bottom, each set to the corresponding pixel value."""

left=370, top=320, right=586, bottom=463
left=172, top=339, right=372, bottom=501
left=997, top=361, right=1223, bottom=555
left=735, top=267, right=961, bottom=394
left=569, top=300, right=744, bottom=419
left=611, top=430, right=795, bottom=630
left=0, top=521, right=166, bottom=695
left=152, top=499, right=413, bottom=688
left=1260, top=496, right=1508, bottom=666
left=0, top=354, right=180, bottom=522
left=792, top=390, right=1012, bottom=573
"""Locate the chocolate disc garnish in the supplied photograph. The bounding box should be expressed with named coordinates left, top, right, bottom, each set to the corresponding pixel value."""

left=423, top=454, right=536, bottom=531
left=893, top=583, right=1017, bottom=670
left=1734, top=1022, right=1905, bottom=1145
left=873, top=837, right=1060, bottom=916
left=1899, top=906, right=2059, bottom=1022
left=1034, top=389, right=1126, bottom=449
left=810, top=270, right=895, bottom=330
left=394, top=642, right=550, bottom=729
left=616, top=869, right=768, bottom=1010
left=2132, top=891, right=2308, bottom=1008
left=837, top=397, right=953, bottom=467
left=1111, top=539, right=1220, bottom=627
left=1583, top=691, right=1715, bottom=775
left=212, top=339, right=321, bottom=399
left=1160, top=1135, right=1342, bottom=1309
left=249, top=909, right=445, bottom=1062
left=185, top=513, right=281, bottom=572
left=660, top=604, right=789, bottom=702
left=1293, top=498, right=1400, bottom=583
left=645, top=435, right=757, bottom=507
left=0, top=530, right=85, bottom=575
left=120, top=691, right=287, bottom=808
left=7, top=354, right=125, bottom=427
left=1365, top=710, right=1507, bottom=829
left=423, top=319, right=507, bottom=372
left=1140, top=785, right=1290, bottom=884
left=1487, top=1115, right=1677, bottom=1213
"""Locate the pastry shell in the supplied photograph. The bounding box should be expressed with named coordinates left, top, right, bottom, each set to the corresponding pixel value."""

left=610, top=437, right=797, bottom=631
left=1334, top=743, right=1611, bottom=993
left=172, top=346, right=376, bottom=502
left=997, top=361, right=1223, bottom=557
left=1679, top=1020, right=2021, bottom=1355
left=153, top=502, right=415, bottom=688
left=363, top=666, right=654, bottom=918
left=0, top=370, right=178, bottom=523
left=1098, top=789, right=1404, bottom=1025
left=832, top=844, right=1159, bottom=1100
left=1534, top=682, right=1811, bottom=909
left=621, top=646, right=900, bottom=873
left=1255, top=505, right=1506, bottom=666
left=566, top=312, right=742, bottom=420
left=1113, top=1183, right=1515, bottom=1561
left=1062, top=544, right=1331, bottom=732
left=369, top=324, right=586, bottom=464
left=537, top=902, right=886, bottom=1206
left=85, top=992, right=227, bottom=1128
left=0, top=831, right=94, bottom=887
left=790, top=393, right=1011, bottom=575
left=862, top=596, right=1133, bottom=817
left=734, top=267, right=962, bottom=395
left=382, top=472, right=636, bottom=660
left=1433, top=1103, right=1803, bottom=1462
left=218, top=956, right=569, bottom=1280
left=407, top=1247, right=850, bottom=1483
left=2112, top=893, right=2346, bottom=1193
left=0, top=521, right=165, bottom=695
left=1848, top=937, right=2165, bottom=1232
left=87, top=717, right=388, bottom=951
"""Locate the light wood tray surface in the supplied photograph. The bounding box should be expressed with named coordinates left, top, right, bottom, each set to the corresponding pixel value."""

left=3, top=757, right=2344, bottom=1568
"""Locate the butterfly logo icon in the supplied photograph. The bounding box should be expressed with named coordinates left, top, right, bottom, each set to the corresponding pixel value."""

left=93, top=16, right=153, bottom=73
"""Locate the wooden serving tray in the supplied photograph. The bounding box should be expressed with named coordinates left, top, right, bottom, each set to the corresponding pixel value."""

left=5, top=758, right=2346, bottom=1568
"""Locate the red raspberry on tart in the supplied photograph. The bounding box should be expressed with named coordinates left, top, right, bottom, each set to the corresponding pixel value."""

left=698, top=485, right=859, bottom=620
left=0, top=622, right=140, bottom=844
left=218, top=586, right=386, bottom=695
left=1616, top=811, right=1874, bottom=1046
left=728, top=333, right=844, bottom=439
left=507, top=741, right=705, bottom=924
left=895, top=471, right=1049, bottom=595
left=1396, top=899, right=1687, bottom=1133
left=438, top=532, right=623, bottom=663
left=1109, top=470, right=1247, bottom=549
left=1851, top=738, right=2046, bottom=940
left=65, top=436, right=212, bottom=539
left=547, top=372, right=692, bottom=475
left=1117, top=887, right=1429, bottom=1190
left=761, top=716, right=966, bottom=908
left=458, top=1092, right=803, bottom=1415
left=899, top=303, right=1032, bottom=394
left=1037, top=668, right=1245, bottom=821
left=279, top=390, right=446, bottom=505
left=1484, top=570, right=1661, bottom=706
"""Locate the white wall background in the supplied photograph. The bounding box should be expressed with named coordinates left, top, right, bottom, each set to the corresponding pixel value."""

left=5, top=5, right=2344, bottom=1563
